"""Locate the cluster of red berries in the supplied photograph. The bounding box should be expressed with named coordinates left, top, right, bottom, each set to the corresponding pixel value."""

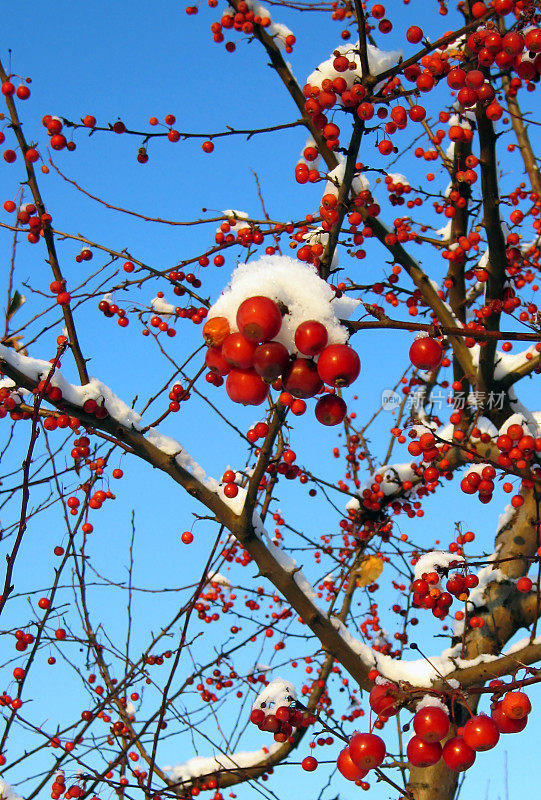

left=75, top=247, right=93, bottom=263
left=50, top=279, right=71, bottom=307
left=97, top=298, right=130, bottom=328
left=411, top=569, right=479, bottom=620
left=82, top=398, right=109, bottom=420
left=207, top=1, right=296, bottom=56
left=1, top=78, right=31, bottom=100
left=167, top=382, right=190, bottom=413
left=460, top=464, right=497, bottom=504
left=221, top=468, right=239, bottom=499
left=203, top=295, right=360, bottom=422
left=13, top=628, right=35, bottom=652
left=495, top=423, right=541, bottom=468
left=41, top=114, right=73, bottom=152
left=250, top=703, right=311, bottom=743
left=3, top=201, right=52, bottom=244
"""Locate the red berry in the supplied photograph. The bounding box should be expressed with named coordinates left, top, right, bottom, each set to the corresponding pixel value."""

left=409, top=337, right=443, bottom=370
left=442, top=737, right=476, bottom=771
left=413, top=706, right=449, bottom=742
left=336, top=747, right=368, bottom=780
left=294, top=320, right=328, bottom=356
left=236, top=296, right=282, bottom=343
left=314, top=394, right=347, bottom=426
left=317, top=344, right=360, bottom=387
left=462, top=714, right=500, bottom=751
left=406, top=736, right=442, bottom=767
left=348, top=732, right=386, bottom=770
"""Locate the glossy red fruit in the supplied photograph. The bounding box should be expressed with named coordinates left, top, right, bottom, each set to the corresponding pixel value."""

left=222, top=333, right=257, bottom=369
left=301, top=756, right=318, bottom=771
left=348, top=732, right=386, bottom=770
left=236, top=296, right=282, bottom=343
left=501, top=691, right=531, bottom=720
left=294, top=320, right=328, bottom=356
left=491, top=701, right=528, bottom=733
left=406, top=25, right=423, bottom=43
left=283, top=358, right=323, bottom=399
left=317, top=344, right=360, bottom=387
left=406, top=736, right=442, bottom=767
left=442, top=737, right=476, bottom=772
left=413, top=706, right=450, bottom=742
left=314, top=394, right=347, bottom=426
left=369, top=682, right=398, bottom=717
left=336, top=747, right=368, bottom=781
left=253, top=341, right=290, bottom=381
left=205, top=346, right=231, bottom=376
left=463, top=714, right=500, bottom=751
left=225, top=369, right=269, bottom=405
left=250, top=709, right=265, bottom=725
left=409, top=336, right=443, bottom=370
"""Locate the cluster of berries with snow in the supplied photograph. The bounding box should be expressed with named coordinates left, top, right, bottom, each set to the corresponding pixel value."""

left=411, top=563, right=480, bottom=621
left=249, top=679, right=312, bottom=743
left=202, top=256, right=361, bottom=423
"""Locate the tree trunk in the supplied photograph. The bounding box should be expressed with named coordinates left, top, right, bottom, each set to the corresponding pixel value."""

left=407, top=759, right=459, bottom=800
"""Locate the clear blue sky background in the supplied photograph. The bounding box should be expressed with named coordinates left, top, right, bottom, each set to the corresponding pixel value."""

left=0, top=2, right=540, bottom=799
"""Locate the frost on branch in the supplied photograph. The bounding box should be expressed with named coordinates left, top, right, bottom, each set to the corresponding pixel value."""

left=0, top=343, right=219, bottom=491
left=168, top=744, right=282, bottom=783
left=0, top=780, right=23, bottom=800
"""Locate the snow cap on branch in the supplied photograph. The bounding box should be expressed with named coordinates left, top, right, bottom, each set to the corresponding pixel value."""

left=251, top=677, right=297, bottom=717
left=207, top=255, right=359, bottom=353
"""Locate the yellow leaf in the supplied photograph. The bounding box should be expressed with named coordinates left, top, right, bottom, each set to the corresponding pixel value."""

left=356, top=555, right=383, bottom=587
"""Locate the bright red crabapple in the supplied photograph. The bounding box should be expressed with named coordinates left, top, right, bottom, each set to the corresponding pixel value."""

left=491, top=701, right=528, bottom=733
left=317, top=344, right=360, bottom=387
left=225, top=368, right=269, bottom=405
left=283, top=357, right=323, bottom=399
left=236, top=296, right=282, bottom=343
left=369, top=682, right=398, bottom=716
left=413, top=706, right=450, bottom=742
left=462, top=714, right=500, bottom=751
left=222, top=333, right=257, bottom=369
left=406, top=25, right=423, bottom=43
left=516, top=576, right=533, bottom=592
left=442, top=737, right=476, bottom=771
left=406, top=736, right=442, bottom=767
left=294, top=320, right=328, bottom=356
left=348, top=732, right=386, bottom=770
left=253, top=341, right=290, bottom=381
left=336, top=747, right=368, bottom=780
left=409, top=336, right=443, bottom=370
left=205, top=346, right=231, bottom=376
left=301, top=756, right=318, bottom=771
left=314, top=394, right=347, bottom=426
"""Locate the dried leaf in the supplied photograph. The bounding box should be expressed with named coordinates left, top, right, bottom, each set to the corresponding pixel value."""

left=7, top=291, right=25, bottom=322
left=355, top=555, right=383, bottom=587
